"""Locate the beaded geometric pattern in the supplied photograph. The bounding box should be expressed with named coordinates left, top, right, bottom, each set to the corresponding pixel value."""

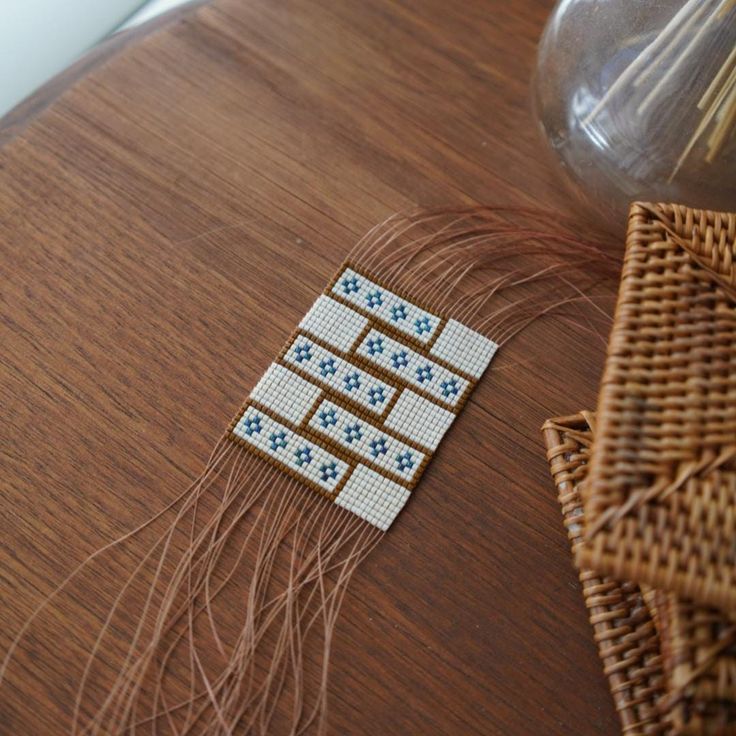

left=229, top=264, right=497, bottom=530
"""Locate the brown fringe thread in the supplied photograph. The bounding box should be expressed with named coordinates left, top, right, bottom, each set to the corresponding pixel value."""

left=0, top=206, right=619, bottom=735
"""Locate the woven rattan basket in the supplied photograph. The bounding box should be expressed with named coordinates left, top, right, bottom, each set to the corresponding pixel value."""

left=578, top=203, right=736, bottom=613
left=544, top=412, right=736, bottom=735
left=543, top=412, right=668, bottom=735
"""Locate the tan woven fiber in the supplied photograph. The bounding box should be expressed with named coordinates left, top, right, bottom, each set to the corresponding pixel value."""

left=647, top=590, right=736, bottom=735
left=578, top=203, right=736, bottom=613
left=543, top=413, right=669, bottom=735
left=544, top=412, right=736, bottom=734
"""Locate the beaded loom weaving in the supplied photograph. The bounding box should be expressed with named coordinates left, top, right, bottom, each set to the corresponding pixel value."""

left=229, top=264, right=497, bottom=530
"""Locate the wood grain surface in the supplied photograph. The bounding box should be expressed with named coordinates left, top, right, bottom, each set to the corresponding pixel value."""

left=0, top=1, right=624, bottom=734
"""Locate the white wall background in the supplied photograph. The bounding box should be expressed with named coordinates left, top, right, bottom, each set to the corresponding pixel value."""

left=121, top=0, right=192, bottom=29
left=0, top=0, right=192, bottom=119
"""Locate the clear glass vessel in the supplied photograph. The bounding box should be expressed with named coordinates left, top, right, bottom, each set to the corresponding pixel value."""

left=533, top=0, right=736, bottom=232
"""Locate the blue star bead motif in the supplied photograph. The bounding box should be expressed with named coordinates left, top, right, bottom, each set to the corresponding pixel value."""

left=294, top=446, right=313, bottom=467
left=390, top=304, right=408, bottom=322
left=396, top=451, right=416, bottom=472
left=293, top=341, right=313, bottom=363
left=317, top=407, right=337, bottom=428
left=391, top=351, right=409, bottom=370
left=242, top=415, right=262, bottom=436
left=414, top=315, right=433, bottom=335
left=440, top=378, right=460, bottom=398
left=367, top=386, right=386, bottom=406
left=319, top=357, right=337, bottom=377
left=365, top=289, right=383, bottom=309
left=341, top=274, right=360, bottom=294
left=269, top=430, right=288, bottom=452
left=416, top=364, right=434, bottom=384
left=344, top=423, right=363, bottom=444
left=319, top=462, right=339, bottom=483
left=369, top=437, right=388, bottom=458
left=365, top=336, right=385, bottom=356
left=344, top=371, right=361, bottom=392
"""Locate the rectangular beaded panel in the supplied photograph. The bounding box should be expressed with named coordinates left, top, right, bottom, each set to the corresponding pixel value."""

left=229, top=264, right=497, bottom=531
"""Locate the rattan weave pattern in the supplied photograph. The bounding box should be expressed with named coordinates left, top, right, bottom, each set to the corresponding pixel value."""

left=652, top=206, right=736, bottom=296
left=579, top=203, right=736, bottom=613
left=543, top=412, right=669, bottom=735
left=647, top=590, right=736, bottom=735
left=545, top=411, right=736, bottom=735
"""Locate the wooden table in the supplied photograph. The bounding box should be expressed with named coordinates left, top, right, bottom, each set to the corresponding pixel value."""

left=0, top=1, right=623, bottom=733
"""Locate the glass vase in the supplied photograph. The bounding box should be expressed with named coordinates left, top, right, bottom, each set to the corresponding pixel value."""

left=533, top=0, right=736, bottom=232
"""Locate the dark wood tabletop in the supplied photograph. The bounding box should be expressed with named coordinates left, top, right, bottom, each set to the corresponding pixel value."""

left=0, top=1, right=623, bottom=734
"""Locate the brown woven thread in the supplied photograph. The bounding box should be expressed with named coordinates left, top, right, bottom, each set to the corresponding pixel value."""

left=542, top=413, right=669, bottom=735
left=579, top=202, right=736, bottom=613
